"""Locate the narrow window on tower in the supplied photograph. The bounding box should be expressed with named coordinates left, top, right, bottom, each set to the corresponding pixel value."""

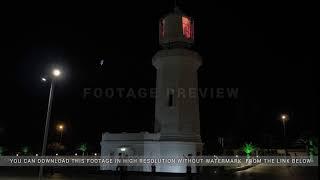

left=182, top=16, right=191, bottom=39
left=168, top=89, right=175, bottom=107
left=169, top=94, right=173, bottom=107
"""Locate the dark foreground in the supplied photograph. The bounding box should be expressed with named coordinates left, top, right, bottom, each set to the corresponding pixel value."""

left=0, top=165, right=318, bottom=180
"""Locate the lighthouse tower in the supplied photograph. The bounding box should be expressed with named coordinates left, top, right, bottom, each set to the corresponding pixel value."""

left=153, top=7, right=203, bottom=172
left=100, top=7, right=203, bottom=174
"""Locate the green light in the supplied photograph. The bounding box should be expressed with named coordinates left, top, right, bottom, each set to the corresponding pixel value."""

left=0, top=146, right=5, bottom=156
left=78, top=143, right=88, bottom=156
left=243, top=143, right=255, bottom=157
left=308, top=139, right=318, bottom=158
left=22, top=146, right=30, bottom=155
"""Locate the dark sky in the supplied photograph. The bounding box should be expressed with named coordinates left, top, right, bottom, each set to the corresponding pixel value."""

left=0, top=1, right=317, bottom=153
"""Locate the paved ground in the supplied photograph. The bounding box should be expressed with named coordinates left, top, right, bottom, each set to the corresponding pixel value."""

left=0, top=166, right=318, bottom=180
left=233, top=165, right=318, bottom=180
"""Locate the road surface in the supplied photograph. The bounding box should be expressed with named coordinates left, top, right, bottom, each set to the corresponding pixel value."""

left=0, top=166, right=318, bottom=179
left=233, top=164, right=318, bottom=180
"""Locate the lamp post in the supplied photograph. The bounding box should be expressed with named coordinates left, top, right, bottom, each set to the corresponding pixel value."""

left=57, top=124, right=64, bottom=144
left=280, top=113, right=289, bottom=156
left=39, top=68, right=61, bottom=179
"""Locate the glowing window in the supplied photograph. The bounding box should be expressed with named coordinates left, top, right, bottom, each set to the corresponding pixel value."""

left=182, top=16, right=192, bottom=39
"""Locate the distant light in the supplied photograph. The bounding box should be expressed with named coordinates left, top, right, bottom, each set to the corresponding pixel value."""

left=52, top=69, right=61, bottom=77
left=256, top=155, right=259, bottom=158
left=281, top=114, right=289, bottom=121
left=57, top=124, right=64, bottom=131
left=75, top=153, right=78, bottom=156
left=35, top=154, right=38, bottom=156
left=94, top=153, right=97, bottom=156
left=236, top=155, right=238, bottom=158
left=120, top=147, right=126, bottom=152
left=243, top=143, right=255, bottom=156
left=16, top=154, right=19, bottom=156
left=56, top=153, right=58, bottom=156
left=41, top=77, right=47, bottom=82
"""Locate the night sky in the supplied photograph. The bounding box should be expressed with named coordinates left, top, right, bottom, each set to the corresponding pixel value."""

left=1, top=1, right=317, bottom=153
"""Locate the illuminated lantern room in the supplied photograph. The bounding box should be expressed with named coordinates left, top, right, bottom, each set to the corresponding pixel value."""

left=159, top=7, right=194, bottom=48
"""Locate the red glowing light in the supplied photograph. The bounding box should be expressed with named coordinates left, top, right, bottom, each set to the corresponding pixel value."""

left=182, top=16, right=191, bottom=39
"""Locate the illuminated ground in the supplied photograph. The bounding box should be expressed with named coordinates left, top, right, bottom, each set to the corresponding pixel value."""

left=233, top=165, right=318, bottom=180
left=0, top=166, right=318, bottom=179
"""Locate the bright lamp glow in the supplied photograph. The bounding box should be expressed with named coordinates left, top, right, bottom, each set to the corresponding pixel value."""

left=120, top=147, right=126, bottom=152
left=281, top=114, right=288, bottom=121
left=58, top=124, right=64, bottom=131
left=52, top=69, right=61, bottom=77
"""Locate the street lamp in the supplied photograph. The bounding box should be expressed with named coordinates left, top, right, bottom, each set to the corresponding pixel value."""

left=281, top=114, right=288, bottom=136
left=57, top=124, right=64, bottom=144
left=39, top=68, right=61, bottom=179
left=52, top=69, right=61, bottom=77
left=280, top=113, right=289, bottom=156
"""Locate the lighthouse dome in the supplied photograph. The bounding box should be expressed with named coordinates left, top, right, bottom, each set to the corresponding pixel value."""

left=159, top=7, right=194, bottom=48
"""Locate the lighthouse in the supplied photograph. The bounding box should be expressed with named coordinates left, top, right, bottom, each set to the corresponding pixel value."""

left=100, top=7, right=203, bottom=173
left=152, top=7, right=203, bottom=173
left=153, top=7, right=202, bottom=142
